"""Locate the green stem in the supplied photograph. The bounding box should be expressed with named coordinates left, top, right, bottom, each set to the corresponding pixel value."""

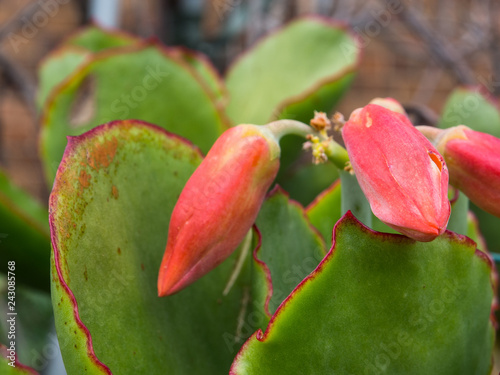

left=265, top=119, right=316, bottom=139
left=264, top=119, right=349, bottom=170
left=324, top=140, right=350, bottom=170
left=266, top=119, right=371, bottom=226
left=340, top=170, right=372, bottom=227
left=447, top=187, right=469, bottom=236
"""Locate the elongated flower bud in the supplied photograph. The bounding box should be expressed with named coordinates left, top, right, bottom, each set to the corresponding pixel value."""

left=158, top=125, right=280, bottom=296
left=433, top=125, right=500, bottom=218
left=342, top=104, right=450, bottom=242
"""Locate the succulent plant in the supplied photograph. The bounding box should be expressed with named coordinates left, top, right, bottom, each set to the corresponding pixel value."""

left=1, top=17, right=499, bottom=375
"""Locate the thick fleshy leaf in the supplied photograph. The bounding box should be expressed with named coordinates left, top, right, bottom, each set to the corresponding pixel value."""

left=231, top=212, right=495, bottom=375
left=225, top=17, right=359, bottom=125
left=306, top=180, right=397, bottom=246
left=168, top=47, right=226, bottom=103
left=50, top=120, right=248, bottom=374
left=471, top=204, right=500, bottom=254
left=467, top=212, right=488, bottom=252
left=438, top=86, right=500, bottom=138
left=0, top=169, right=50, bottom=291
left=37, top=46, right=90, bottom=110
left=37, top=26, right=139, bottom=110
left=225, top=17, right=359, bottom=203
left=306, top=180, right=341, bottom=245
left=277, top=161, right=339, bottom=206
left=64, top=25, right=140, bottom=52
left=40, top=41, right=228, bottom=184
left=0, top=345, right=38, bottom=375
left=252, top=187, right=325, bottom=329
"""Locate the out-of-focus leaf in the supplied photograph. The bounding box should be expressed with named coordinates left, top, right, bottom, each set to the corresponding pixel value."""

left=168, top=47, right=227, bottom=103
left=225, top=17, right=359, bottom=125
left=0, top=169, right=50, bottom=291
left=10, top=288, right=53, bottom=370
left=438, top=86, right=500, bottom=138
left=0, top=344, right=38, bottom=374
left=50, top=120, right=247, bottom=374
left=65, top=25, right=139, bottom=53
left=231, top=212, right=495, bottom=375
left=225, top=17, right=360, bottom=203
left=37, top=46, right=90, bottom=110
left=40, top=42, right=228, bottom=184
left=37, top=25, right=140, bottom=110
left=277, top=160, right=339, bottom=206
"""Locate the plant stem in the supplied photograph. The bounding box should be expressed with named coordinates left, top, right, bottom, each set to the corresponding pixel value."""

left=447, top=187, right=469, bottom=236
left=266, top=119, right=371, bottom=226
left=265, top=119, right=318, bottom=139
left=325, top=140, right=350, bottom=170
left=265, top=119, right=350, bottom=169
left=339, top=170, right=372, bottom=227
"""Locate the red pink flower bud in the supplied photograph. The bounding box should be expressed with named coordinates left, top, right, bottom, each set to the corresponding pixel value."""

left=158, top=125, right=280, bottom=296
left=434, top=125, right=500, bottom=218
left=342, top=103, right=450, bottom=242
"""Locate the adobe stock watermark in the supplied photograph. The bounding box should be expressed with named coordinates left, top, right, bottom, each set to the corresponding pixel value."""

left=110, top=63, right=170, bottom=118
left=341, top=0, right=405, bottom=60
left=8, top=0, right=71, bottom=53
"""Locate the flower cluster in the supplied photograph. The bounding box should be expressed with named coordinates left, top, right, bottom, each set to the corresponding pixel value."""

left=158, top=98, right=500, bottom=296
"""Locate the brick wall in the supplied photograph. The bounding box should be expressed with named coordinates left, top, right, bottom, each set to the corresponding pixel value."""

left=0, top=0, right=494, bottom=203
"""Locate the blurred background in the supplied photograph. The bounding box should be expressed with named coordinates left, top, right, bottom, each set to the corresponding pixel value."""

left=0, top=0, right=499, bottom=204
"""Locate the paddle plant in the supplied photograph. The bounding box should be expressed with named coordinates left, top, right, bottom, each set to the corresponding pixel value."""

left=2, top=17, right=500, bottom=375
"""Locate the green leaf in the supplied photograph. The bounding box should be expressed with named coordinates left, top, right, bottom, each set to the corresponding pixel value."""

left=231, top=212, right=495, bottom=375
left=169, top=47, right=227, bottom=102
left=50, top=120, right=248, bottom=374
left=65, top=25, right=139, bottom=53
left=0, top=169, right=50, bottom=291
left=252, top=187, right=325, bottom=329
left=471, top=203, right=500, bottom=253
left=447, top=190, right=469, bottom=236
left=37, top=25, right=140, bottom=111
left=438, top=86, right=500, bottom=138
left=0, top=345, right=38, bottom=375
left=306, top=180, right=341, bottom=245
left=225, top=17, right=360, bottom=125
left=40, top=42, right=228, bottom=184
left=306, top=179, right=397, bottom=246
left=37, top=46, right=90, bottom=110
left=226, top=18, right=358, bottom=205
left=466, top=212, right=488, bottom=252
left=277, top=161, right=339, bottom=206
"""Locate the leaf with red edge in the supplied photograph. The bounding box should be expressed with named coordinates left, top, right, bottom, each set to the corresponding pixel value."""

left=50, top=120, right=249, bottom=374
left=0, top=344, right=38, bottom=375
left=251, top=187, right=325, bottom=331
left=40, top=41, right=229, bottom=185
left=0, top=168, right=50, bottom=291
left=37, top=24, right=140, bottom=110
left=231, top=212, right=495, bottom=375
left=225, top=16, right=360, bottom=125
